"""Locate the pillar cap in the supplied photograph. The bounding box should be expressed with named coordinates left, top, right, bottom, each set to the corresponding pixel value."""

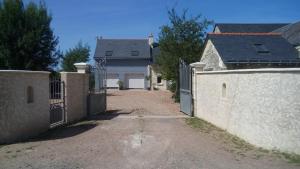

left=74, top=62, right=90, bottom=73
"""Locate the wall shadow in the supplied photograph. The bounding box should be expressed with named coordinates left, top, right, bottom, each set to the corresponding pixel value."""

left=87, top=109, right=133, bottom=120
left=34, top=122, right=98, bottom=141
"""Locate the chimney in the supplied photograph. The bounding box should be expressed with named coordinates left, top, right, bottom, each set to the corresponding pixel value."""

left=148, top=33, right=154, bottom=46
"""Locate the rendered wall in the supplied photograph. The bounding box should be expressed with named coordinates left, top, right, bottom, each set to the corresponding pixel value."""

left=194, top=68, right=300, bottom=154
left=61, top=72, right=89, bottom=123
left=88, top=93, right=106, bottom=115
left=0, top=71, right=50, bottom=143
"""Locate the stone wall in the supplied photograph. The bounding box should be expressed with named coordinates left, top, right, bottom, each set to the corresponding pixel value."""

left=150, top=66, right=168, bottom=90
left=0, top=71, right=50, bottom=144
left=200, top=40, right=226, bottom=71
left=61, top=72, right=89, bottom=123
left=193, top=68, right=300, bottom=154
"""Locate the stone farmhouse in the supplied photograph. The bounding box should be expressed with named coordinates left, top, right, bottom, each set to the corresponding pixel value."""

left=189, top=21, right=300, bottom=154
left=201, top=22, right=300, bottom=70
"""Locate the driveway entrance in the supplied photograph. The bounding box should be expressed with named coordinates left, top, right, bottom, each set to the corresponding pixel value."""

left=0, top=90, right=297, bottom=169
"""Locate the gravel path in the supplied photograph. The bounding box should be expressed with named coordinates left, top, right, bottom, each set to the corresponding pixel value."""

left=0, top=90, right=298, bottom=169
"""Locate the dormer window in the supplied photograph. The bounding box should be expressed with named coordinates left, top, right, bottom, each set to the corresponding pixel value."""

left=253, top=44, right=270, bottom=54
left=105, top=51, right=113, bottom=56
left=131, top=51, right=139, bottom=56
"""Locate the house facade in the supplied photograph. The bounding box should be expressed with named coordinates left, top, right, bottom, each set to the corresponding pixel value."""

left=94, top=35, right=167, bottom=90
left=200, top=22, right=300, bottom=70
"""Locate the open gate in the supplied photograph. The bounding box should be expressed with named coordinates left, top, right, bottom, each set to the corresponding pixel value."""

left=49, top=77, right=65, bottom=127
left=90, top=55, right=107, bottom=113
left=179, top=59, right=193, bottom=116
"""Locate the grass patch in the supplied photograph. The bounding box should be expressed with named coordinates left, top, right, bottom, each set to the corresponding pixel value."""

left=271, top=150, right=300, bottom=164
left=281, top=152, right=300, bottom=163
left=185, top=117, right=300, bottom=164
left=186, top=117, right=254, bottom=152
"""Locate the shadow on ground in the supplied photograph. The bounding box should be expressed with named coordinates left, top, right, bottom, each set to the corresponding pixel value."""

left=0, top=110, right=133, bottom=146
left=87, top=109, right=133, bottom=120
left=106, top=93, right=120, bottom=96
left=35, top=122, right=98, bottom=141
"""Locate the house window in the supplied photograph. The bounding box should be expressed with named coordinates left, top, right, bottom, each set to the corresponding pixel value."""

left=157, top=76, right=162, bottom=84
left=105, top=51, right=113, bottom=56
left=131, top=51, right=139, bottom=56
left=253, top=44, right=270, bottom=54
left=222, top=83, right=226, bottom=97
left=27, top=86, right=34, bottom=103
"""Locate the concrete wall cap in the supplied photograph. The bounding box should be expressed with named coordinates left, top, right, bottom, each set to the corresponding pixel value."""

left=197, top=68, right=300, bottom=74
left=190, top=62, right=206, bottom=67
left=0, top=70, right=50, bottom=74
left=74, top=62, right=90, bottom=73
left=74, top=62, right=89, bottom=66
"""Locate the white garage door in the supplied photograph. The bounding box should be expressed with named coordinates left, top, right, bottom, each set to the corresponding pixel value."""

left=107, top=74, right=119, bottom=88
left=126, top=74, right=145, bottom=89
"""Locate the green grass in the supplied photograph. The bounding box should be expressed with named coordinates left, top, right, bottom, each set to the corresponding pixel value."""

left=186, top=117, right=300, bottom=164
left=186, top=117, right=254, bottom=152
left=281, top=152, right=300, bottom=163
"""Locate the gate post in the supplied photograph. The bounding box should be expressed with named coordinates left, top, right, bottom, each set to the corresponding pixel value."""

left=60, top=63, right=90, bottom=124
left=190, top=62, right=206, bottom=117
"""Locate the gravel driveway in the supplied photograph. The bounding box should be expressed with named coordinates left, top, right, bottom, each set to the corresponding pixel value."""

left=0, top=90, right=298, bottom=169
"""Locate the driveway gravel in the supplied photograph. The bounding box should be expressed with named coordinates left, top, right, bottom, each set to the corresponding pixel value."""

left=0, top=90, right=298, bottom=169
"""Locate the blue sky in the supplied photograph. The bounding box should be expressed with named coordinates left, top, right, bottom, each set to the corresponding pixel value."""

left=25, top=0, right=300, bottom=59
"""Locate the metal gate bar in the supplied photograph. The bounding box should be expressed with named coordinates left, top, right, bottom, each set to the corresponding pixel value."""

left=179, top=59, right=193, bottom=116
left=49, top=77, right=65, bottom=127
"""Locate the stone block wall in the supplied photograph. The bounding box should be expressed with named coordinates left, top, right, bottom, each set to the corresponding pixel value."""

left=0, top=71, right=50, bottom=143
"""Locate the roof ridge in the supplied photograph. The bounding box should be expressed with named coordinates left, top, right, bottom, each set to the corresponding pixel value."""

left=215, top=23, right=289, bottom=25
left=209, top=33, right=282, bottom=36
left=98, top=38, right=148, bottom=41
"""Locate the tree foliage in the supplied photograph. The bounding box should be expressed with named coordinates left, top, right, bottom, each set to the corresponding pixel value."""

left=157, top=8, right=212, bottom=100
left=61, top=41, right=90, bottom=72
left=0, top=0, right=60, bottom=70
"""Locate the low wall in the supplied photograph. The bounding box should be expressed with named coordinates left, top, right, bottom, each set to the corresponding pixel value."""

left=88, top=93, right=106, bottom=115
left=194, top=68, right=300, bottom=154
left=61, top=72, right=89, bottom=123
left=0, top=70, right=50, bottom=144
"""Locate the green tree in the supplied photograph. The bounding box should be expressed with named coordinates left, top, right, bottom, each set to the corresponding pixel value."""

left=61, top=41, right=90, bottom=72
left=0, top=0, right=60, bottom=70
left=157, top=8, right=212, bottom=101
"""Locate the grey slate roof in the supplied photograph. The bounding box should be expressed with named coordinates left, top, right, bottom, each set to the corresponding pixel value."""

left=94, top=39, right=151, bottom=59
left=208, top=34, right=300, bottom=63
left=106, top=59, right=150, bottom=66
left=215, top=23, right=289, bottom=33
left=272, top=21, right=300, bottom=45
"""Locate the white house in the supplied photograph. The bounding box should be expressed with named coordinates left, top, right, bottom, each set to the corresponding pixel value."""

left=94, top=35, right=168, bottom=90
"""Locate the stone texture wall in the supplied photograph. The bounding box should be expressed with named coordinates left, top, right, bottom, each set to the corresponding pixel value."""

left=61, top=72, right=89, bottom=123
left=150, top=66, right=168, bottom=90
left=200, top=40, right=226, bottom=71
left=0, top=71, right=50, bottom=144
left=193, top=68, right=300, bottom=154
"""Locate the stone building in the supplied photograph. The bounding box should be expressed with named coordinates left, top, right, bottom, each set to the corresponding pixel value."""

left=200, top=22, right=300, bottom=70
